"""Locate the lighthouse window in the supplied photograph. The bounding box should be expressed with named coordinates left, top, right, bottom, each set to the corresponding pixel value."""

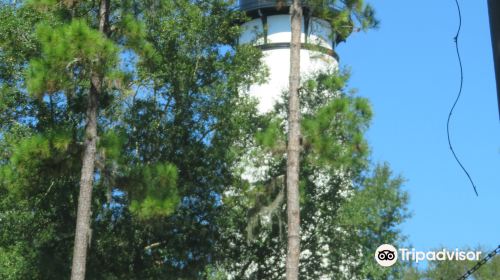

left=308, top=19, right=333, bottom=49
left=240, top=19, right=265, bottom=45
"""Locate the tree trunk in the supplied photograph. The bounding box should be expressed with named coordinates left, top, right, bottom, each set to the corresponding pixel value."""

left=70, top=1, right=109, bottom=279
left=286, top=1, right=302, bottom=279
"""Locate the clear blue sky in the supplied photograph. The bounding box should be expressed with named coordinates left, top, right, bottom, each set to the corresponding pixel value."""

left=336, top=0, right=500, bottom=256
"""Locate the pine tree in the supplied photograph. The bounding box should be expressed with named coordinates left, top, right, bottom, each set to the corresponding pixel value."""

left=285, top=1, right=378, bottom=278
left=70, top=2, right=110, bottom=278
left=214, top=68, right=409, bottom=279
left=0, top=1, right=406, bottom=279
left=286, top=1, right=303, bottom=278
left=1, top=0, right=264, bottom=278
left=22, top=0, right=177, bottom=278
left=24, top=3, right=117, bottom=278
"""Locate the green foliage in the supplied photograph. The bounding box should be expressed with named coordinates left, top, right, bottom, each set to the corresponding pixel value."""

left=203, top=265, right=230, bottom=280
left=0, top=238, right=38, bottom=280
left=0, top=127, right=79, bottom=279
left=26, top=19, right=119, bottom=96
left=98, top=130, right=126, bottom=161
left=128, top=163, right=179, bottom=219
left=402, top=265, right=422, bottom=280
left=0, top=4, right=48, bottom=83
left=1, top=1, right=186, bottom=278
left=0, top=1, right=405, bottom=279
left=308, top=0, right=379, bottom=41
left=28, top=0, right=59, bottom=8
left=0, top=131, right=72, bottom=196
left=339, top=164, right=409, bottom=278
left=401, top=248, right=500, bottom=280
left=303, top=95, right=371, bottom=168
left=103, top=1, right=265, bottom=277
left=339, top=164, right=408, bottom=232
left=255, top=117, right=285, bottom=150
left=0, top=198, right=43, bottom=280
left=115, top=14, right=159, bottom=63
left=476, top=256, right=500, bottom=279
left=216, top=69, right=409, bottom=279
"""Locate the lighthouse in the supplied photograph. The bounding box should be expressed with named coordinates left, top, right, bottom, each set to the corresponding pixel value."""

left=239, top=0, right=343, bottom=113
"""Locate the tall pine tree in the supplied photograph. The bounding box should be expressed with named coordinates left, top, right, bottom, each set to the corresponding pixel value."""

left=1, top=0, right=264, bottom=278
left=285, top=0, right=378, bottom=278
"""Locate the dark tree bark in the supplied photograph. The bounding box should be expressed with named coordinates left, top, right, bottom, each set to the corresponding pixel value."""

left=70, top=1, right=109, bottom=279
left=286, top=0, right=302, bottom=279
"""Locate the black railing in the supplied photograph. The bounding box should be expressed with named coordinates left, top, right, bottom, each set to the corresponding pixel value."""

left=240, top=0, right=287, bottom=11
left=239, top=0, right=309, bottom=12
left=237, top=0, right=343, bottom=43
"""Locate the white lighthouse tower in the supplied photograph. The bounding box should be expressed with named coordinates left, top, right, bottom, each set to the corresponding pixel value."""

left=232, top=3, right=354, bottom=278
left=239, top=0, right=342, bottom=113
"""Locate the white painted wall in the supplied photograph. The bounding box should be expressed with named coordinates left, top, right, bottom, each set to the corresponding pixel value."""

left=240, top=15, right=338, bottom=113
left=251, top=48, right=337, bottom=112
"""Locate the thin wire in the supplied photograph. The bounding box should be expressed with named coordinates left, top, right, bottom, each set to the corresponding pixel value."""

left=447, top=0, right=479, bottom=196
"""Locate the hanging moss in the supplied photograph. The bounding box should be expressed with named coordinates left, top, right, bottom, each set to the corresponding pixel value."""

left=245, top=175, right=285, bottom=243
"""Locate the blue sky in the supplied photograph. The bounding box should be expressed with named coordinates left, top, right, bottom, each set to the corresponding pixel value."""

left=336, top=0, right=500, bottom=256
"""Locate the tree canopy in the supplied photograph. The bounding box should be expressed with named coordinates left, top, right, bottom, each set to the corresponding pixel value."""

left=0, top=0, right=412, bottom=279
